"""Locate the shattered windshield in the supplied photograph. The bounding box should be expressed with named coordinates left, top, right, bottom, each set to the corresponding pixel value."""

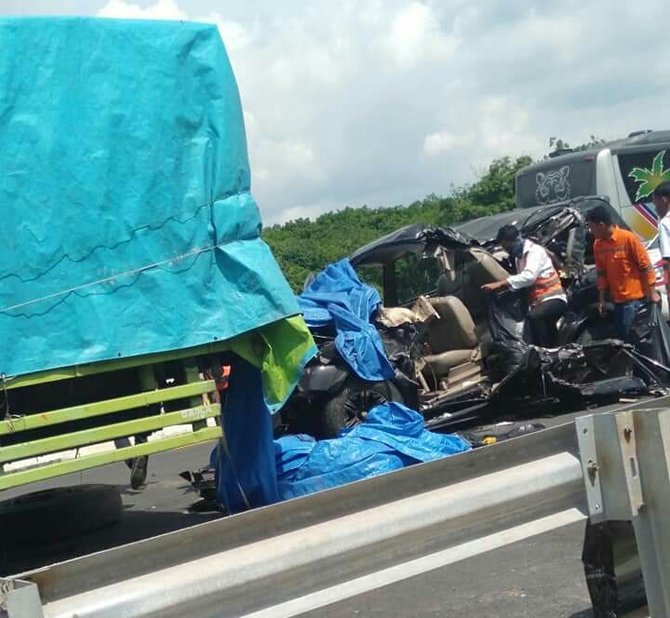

left=394, top=253, right=442, bottom=306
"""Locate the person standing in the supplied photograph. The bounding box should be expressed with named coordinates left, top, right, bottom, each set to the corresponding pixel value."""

left=585, top=205, right=659, bottom=341
left=653, top=181, right=670, bottom=301
left=482, top=224, right=567, bottom=347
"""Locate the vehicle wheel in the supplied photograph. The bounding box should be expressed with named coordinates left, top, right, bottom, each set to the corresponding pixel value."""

left=0, top=484, right=123, bottom=549
left=320, top=379, right=403, bottom=438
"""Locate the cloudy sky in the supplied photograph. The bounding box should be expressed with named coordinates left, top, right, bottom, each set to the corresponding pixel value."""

left=1, top=0, right=669, bottom=224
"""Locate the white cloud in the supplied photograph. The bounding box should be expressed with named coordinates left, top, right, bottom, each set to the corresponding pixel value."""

left=80, top=0, right=670, bottom=224
left=384, top=2, right=458, bottom=69
left=423, top=131, right=472, bottom=156
left=215, top=18, right=253, bottom=51
left=97, top=0, right=186, bottom=19
left=97, top=1, right=252, bottom=53
left=253, top=137, right=322, bottom=186
left=476, top=97, right=543, bottom=158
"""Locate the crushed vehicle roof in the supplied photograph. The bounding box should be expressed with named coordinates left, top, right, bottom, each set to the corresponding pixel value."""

left=455, top=196, right=627, bottom=245
left=350, top=196, right=625, bottom=266
left=349, top=224, right=471, bottom=266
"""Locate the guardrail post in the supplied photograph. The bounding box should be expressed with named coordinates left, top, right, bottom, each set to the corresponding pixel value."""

left=0, top=579, right=44, bottom=617
left=577, top=408, right=670, bottom=617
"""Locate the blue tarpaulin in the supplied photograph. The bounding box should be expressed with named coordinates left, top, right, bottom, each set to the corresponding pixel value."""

left=0, top=18, right=302, bottom=378
left=211, top=355, right=279, bottom=514
left=298, top=259, right=395, bottom=381
left=274, top=403, right=471, bottom=500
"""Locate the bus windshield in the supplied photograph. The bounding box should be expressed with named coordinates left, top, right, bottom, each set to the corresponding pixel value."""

left=516, top=157, right=596, bottom=208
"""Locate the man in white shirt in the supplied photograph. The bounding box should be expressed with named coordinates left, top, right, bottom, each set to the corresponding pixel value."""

left=653, top=181, right=670, bottom=302
left=482, top=224, right=567, bottom=347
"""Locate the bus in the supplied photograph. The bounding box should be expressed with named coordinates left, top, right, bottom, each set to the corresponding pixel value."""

left=515, top=130, right=670, bottom=240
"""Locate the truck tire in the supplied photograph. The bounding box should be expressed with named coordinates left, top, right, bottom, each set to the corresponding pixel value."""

left=0, top=484, right=123, bottom=548
left=320, top=379, right=403, bottom=439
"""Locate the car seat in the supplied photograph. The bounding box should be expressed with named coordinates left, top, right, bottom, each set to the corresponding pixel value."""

left=436, top=249, right=509, bottom=323
left=422, top=296, right=480, bottom=386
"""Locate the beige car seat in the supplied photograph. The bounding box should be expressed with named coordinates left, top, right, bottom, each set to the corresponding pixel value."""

left=467, top=248, right=510, bottom=286
left=423, top=295, right=479, bottom=381
left=436, top=249, right=509, bottom=323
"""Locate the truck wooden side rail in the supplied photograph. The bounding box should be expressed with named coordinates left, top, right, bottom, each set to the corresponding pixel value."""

left=0, top=347, right=231, bottom=491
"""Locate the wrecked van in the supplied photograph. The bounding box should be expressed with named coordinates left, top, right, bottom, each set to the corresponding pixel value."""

left=280, top=197, right=670, bottom=437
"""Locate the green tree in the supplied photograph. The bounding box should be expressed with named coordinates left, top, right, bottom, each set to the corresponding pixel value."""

left=436, top=155, right=533, bottom=226
left=263, top=154, right=536, bottom=291
left=465, top=155, right=533, bottom=211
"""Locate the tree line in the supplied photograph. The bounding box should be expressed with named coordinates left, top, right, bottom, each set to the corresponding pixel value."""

left=263, top=140, right=597, bottom=291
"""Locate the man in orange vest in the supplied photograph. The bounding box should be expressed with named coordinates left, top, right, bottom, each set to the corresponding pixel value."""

left=482, top=224, right=567, bottom=347
left=585, top=205, right=659, bottom=341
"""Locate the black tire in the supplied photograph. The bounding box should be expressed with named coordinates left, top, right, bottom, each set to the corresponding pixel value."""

left=320, top=379, right=403, bottom=438
left=0, top=484, right=123, bottom=548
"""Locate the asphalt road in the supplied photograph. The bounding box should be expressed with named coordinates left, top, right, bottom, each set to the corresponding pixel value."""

left=1, top=441, right=222, bottom=576
left=304, top=522, right=595, bottom=618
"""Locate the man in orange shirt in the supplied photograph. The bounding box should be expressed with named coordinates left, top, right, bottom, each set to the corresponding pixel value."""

left=585, top=205, right=659, bottom=341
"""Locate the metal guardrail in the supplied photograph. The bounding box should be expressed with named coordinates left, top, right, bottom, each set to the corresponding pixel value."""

left=2, top=418, right=590, bottom=617
left=4, top=397, right=668, bottom=617
left=577, top=407, right=670, bottom=617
